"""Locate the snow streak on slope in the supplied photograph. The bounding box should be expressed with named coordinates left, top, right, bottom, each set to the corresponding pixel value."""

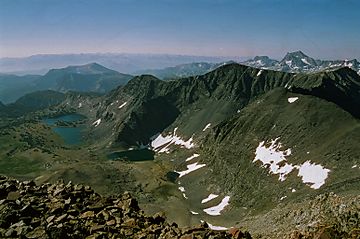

left=185, top=154, right=200, bottom=162
left=176, top=162, right=206, bottom=178
left=150, top=128, right=195, bottom=153
left=203, top=196, right=230, bottom=216
left=92, top=119, right=101, bottom=127
left=201, top=194, right=219, bottom=204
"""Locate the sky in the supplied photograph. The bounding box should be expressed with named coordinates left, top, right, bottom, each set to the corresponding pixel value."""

left=0, top=0, right=359, bottom=59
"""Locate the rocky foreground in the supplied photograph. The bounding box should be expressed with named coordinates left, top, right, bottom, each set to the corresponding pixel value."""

left=1, top=175, right=359, bottom=239
left=0, top=175, right=250, bottom=239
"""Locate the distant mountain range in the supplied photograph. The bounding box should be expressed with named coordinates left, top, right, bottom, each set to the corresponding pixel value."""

left=135, top=51, right=360, bottom=80
left=134, top=61, right=234, bottom=79
left=1, top=51, right=359, bottom=103
left=0, top=53, right=241, bottom=75
left=243, top=50, right=360, bottom=74
left=0, top=63, right=132, bottom=103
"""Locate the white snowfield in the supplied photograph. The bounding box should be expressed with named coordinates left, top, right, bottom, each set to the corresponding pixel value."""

left=202, top=123, right=211, bottom=132
left=203, top=196, right=230, bottom=216
left=296, top=161, right=330, bottom=189
left=254, top=138, right=293, bottom=181
left=288, top=97, right=299, bottom=103
left=176, top=162, right=206, bottom=178
left=150, top=128, right=195, bottom=153
left=118, top=102, right=127, bottom=109
left=185, top=153, right=200, bottom=162
left=201, top=194, right=219, bottom=204
left=254, top=138, right=330, bottom=189
left=92, top=119, right=101, bottom=127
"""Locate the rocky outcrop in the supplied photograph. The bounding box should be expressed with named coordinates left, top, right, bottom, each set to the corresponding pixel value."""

left=0, top=175, right=250, bottom=239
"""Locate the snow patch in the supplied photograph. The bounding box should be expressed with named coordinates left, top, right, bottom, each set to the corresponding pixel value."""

left=185, top=154, right=200, bottom=162
left=118, top=102, right=127, bottom=109
left=206, top=222, right=228, bottom=231
left=202, top=123, right=211, bottom=132
left=178, top=187, right=188, bottom=199
left=296, top=161, right=330, bottom=189
left=352, top=165, right=358, bottom=169
left=301, top=58, right=311, bottom=65
left=201, top=194, right=219, bottom=204
left=150, top=128, right=195, bottom=153
left=254, top=138, right=330, bottom=189
left=288, top=97, right=299, bottom=103
left=190, top=211, right=199, bottom=215
left=176, top=162, right=206, bottom=178
left=291, top=188, right=296, bottom=193
left=78, top=102, right=82, bottom=108
left=280, top=196, right=287, bottom=201
left=257, top=70, right=263, bottom=76
left=92, top=119, right=101, bottom=127
left=253, top=138, right=293, bottom=181
left=203, top=196, right=230, bottom=216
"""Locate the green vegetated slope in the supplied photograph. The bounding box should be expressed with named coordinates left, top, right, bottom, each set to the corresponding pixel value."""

left=89, top=64, right=293, bottom=148
left=202, top=87, right=360, bottom=209
left=84, top=63, right=360, bottom=209
left=88, top=63, right=360, bottom=148
left=1, top=63, right=359, bottom=237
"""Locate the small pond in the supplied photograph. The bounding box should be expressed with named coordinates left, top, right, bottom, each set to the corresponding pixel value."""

left=43, top=113, right=86, bottom=145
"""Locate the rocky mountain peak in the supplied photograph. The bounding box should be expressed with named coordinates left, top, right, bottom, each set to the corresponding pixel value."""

left=279, top=50, right=317, bottom=69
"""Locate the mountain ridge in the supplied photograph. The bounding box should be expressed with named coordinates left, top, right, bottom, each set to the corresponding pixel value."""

left=0, top=63, right=133, bottom=103
left=243, top=50, right=360, bottom=74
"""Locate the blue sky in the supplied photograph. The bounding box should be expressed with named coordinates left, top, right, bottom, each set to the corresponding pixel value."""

left=0, top=0, right=359, bottom=59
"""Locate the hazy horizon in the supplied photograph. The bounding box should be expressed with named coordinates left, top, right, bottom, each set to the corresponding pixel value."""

left=1, top=0, right=360, bottom=60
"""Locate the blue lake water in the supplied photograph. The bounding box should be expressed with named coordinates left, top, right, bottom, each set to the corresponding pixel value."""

left=43, top=114, right=86, bottom=145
